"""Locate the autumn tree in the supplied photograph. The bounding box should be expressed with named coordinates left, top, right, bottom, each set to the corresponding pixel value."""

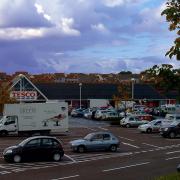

left=113, top=82, right=132, bottom=114
left=0, top=82, right=16, bottom=114
left=161, top=0, right=180, bottom=60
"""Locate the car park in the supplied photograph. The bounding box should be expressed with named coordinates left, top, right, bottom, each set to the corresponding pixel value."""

left=69, top=132, right=120, bottom=153
left=138, top=119, right=162, bottom=133
left=3, top=136, right=64, bottom=163
left=120, top=115, right=148, bottom=128
left=160, top=121, right=180, bottom=138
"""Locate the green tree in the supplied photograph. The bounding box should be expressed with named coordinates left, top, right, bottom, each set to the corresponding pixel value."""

left=161, top=0, right=180, bottom=60
left=145, top=64, right=180, bottom=102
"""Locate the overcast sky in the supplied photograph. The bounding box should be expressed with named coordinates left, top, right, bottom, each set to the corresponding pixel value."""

left=0, top=0, right=179, bottom=74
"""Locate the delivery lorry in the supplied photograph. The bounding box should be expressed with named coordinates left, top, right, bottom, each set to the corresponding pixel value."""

left=0, top=102, right=68, bottom=136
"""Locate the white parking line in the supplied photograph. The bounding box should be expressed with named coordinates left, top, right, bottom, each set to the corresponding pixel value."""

left=0, top=171, right=11, bottom=175
left=64, top=154, right=77, bottom=163
left=51, top=174, right=80, bottom=180
left=122, top=142, right=140, bottom=148
left=165, top=156, right=180, bottom=161
left=84, top=127, right=96, bottom=131
left=118, top=136, right=134, bottom=142
left=166, top=150, right=180, bottom=155
left=98, top=127, right=108, bottom=131
left=102, top=162, right=150, bottom=172
left=142, top=143, right=160, bottom=148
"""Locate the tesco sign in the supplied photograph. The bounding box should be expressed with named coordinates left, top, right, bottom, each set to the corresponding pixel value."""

left=10, top=91, right=37, bottom=101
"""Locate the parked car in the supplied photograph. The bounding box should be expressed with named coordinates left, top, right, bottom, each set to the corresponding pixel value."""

left=83, top=108, right=93, bottom=119
left=94, top=110, right=115, bottom=120
left=138, top=119, right=163, bottom=133
left=101, top=112, right=119, bottom=120
left=3, top=136, right=64, bottom=163
left=161, top=114, right=180, bottom=127
left=69, top=132, right=120, bottom=153
left=120, top=116, right=148, bottom=128
left=71, top=108, right=85, bottom=117
left=160, top=121, right=180, bottom=138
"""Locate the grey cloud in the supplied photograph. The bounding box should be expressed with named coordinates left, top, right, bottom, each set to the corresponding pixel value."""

left=0, top=0, right=53, bottom=28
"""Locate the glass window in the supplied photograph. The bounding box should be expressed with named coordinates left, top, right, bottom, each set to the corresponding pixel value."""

left=129, top=117, right=134, bottom=121
left=42, top=138, right=53, bottom=146
left=103, top=134, right=110, bottom=140
left=5, top=116, right=16, bottom=125
left=25, top=139, right=41, bottom=147
left=92, top=134, right=103, bottom=141
left=52, top=139, right=59, bottom=146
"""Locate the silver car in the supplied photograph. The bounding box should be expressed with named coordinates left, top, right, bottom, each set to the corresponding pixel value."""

left=70, top=132, right=120, bottom=153
left=138, top=119, right=162, bottom=133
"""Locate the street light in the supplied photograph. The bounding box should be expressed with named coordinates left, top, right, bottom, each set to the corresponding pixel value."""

left=79, top=83, right=82, bottom=109
left=131, top=78, right=135, bottom=100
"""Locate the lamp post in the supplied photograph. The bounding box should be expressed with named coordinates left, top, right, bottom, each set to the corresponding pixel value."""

left=79, top=83, right=82, bottom=109
left=131, top=78, right=135, bottom=100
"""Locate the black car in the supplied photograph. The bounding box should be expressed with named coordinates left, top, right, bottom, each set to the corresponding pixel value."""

left=160, top=121, right=180, bottom=138
left=3, top=136, right=64, bottom=163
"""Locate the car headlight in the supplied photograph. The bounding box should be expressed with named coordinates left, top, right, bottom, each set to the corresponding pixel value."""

left=164, top=128, right=169, bottom=131
left=4, top=149, right=13, bottom=154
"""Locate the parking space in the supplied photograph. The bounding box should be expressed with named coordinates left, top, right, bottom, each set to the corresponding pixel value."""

left=0, top=118, right=180, bottom=179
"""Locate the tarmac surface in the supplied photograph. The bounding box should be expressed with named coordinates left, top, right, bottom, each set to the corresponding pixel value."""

left=0, top=117, right=180, bottom=180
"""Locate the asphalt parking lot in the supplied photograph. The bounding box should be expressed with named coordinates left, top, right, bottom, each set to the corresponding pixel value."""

left=0, top=117, right=180, bottom=180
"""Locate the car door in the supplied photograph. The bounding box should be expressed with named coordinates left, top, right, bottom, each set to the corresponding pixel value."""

left=40, top=138, right=54, bottom=160
left=88, top=134, right=104, bottom=150
left=152, top=121, right=161, bottom=132
left=134, top=117, right=142, bottom=126
left=102, top=133, right=111, bottom=149
left=128, top=117, right=136, bottom=126
left=4, top=116, right=17, bottom=132
left=22, top=138, right=41, bottom=161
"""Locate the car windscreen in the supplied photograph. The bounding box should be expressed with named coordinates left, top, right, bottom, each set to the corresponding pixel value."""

left=170, top=121, right=179, bottom=126
left=84, top=133, right=94, bottom=140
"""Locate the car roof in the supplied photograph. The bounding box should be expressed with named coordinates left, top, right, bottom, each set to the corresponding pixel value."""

left=23, top=136, right=57, bottom=141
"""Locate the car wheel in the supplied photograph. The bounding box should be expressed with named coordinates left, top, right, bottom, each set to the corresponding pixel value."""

left=13, top=155, right=21, bottom=163
left=169, top=132, right=176, bottom=139
left=146, top=128, right=152, bottom=133
left=110, top=145, right=117, bottom=152
left=0, top=131, right=8, bottom=136
left=53, top=152, right=61, bottom=161
left=77, top=145, right=85, bottom=153
left=126, top=124, right=130, bottom=128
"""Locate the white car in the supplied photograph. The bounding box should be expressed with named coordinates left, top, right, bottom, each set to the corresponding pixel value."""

left=120, top=116, right=148, bottom=128
left=138, top=119, right=162, bottom=133
left=101, top=112, right=119, bottom=120
left=95, top=110, right=115, bottom=120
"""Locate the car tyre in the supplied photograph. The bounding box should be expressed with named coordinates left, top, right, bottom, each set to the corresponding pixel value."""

left=53, top=152, right=61, bottom=161
left=110, top=145, right=117, bottom=152
left=13, top=155, right=21, bottom=163
left=77, top=145, right=85, bottom=153
left=126, top=124, right=130, bottom=128
left=146, top=128, right=152, bottom=133
left=169, top=132, right=176, bottom=139
left=0, top=130, right=8, bottom=137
